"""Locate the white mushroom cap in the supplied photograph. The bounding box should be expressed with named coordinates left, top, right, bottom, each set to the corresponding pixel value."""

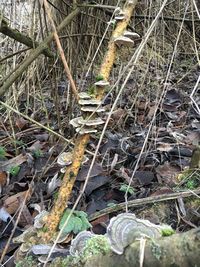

left=79, top=99, right=102, bottom=106
left=81, top=106, right=105, bottom=113
left=76, top=127, right=98, bottom=135
left=123, top=31, right=140, bottom=39
left=78, top=92, right=91, bottom=99
left=78, top=117, right=104, bottom=126
left=114, top=36, right=134, bottom=47
left=95, top=80, right=110, bottom=87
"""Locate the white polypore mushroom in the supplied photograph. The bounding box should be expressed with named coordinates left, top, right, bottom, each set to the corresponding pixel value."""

left=81, top=106, right=105, bottom=113
left=78, top=92, right=91, bottom=99
left=115, top=10, right=125, bottom=21
left=57, top=152, right=73, bottom=166
left=78, top=117, right=104, bottom=126
left=115, top=14, right=125, bottom=21
left=76, top=127, right=98, bottom=135
left=79, top=99, right=102, bottom=106
left=70, top=117, right=82, bottom=128
left=95, top=80, right=110, bottom=87
left=114, top=36, right=134, bottom=47
left=123, top=31, right=140, bottom=40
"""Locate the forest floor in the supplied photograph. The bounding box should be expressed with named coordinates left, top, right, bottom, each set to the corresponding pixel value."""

left=0, top=49, right=200, bottom=265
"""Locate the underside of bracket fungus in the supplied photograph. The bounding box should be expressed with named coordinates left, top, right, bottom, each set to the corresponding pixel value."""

left=94, top=80, right=110, bottom=87
left=42, top=0, right=138, bottom=241
left=114, top=36, right=134, bottom=47
left=69, top=213, right=173, bottom=256
left=123, top=30, right=140, bottom=40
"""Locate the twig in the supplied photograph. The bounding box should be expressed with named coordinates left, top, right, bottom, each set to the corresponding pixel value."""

left=89, top=189, right=200, bottom=221
left=0, top=48, right=30, bottom=63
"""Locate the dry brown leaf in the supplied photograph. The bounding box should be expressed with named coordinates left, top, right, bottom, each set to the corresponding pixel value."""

left=3, top=189, right=32, bottom=215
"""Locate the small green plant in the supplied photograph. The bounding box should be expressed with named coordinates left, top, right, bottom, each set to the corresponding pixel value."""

left=185, top=179, right=198, bottom=189
left=59, top=209, right=91, bottom=234
left=13, top=140, right=27, bottom=148
left=9, top=165, right=20, bottom=176
left=87, top=85, right=96, bottom=96
left=95, top=74, right=104, bottom=81
left=0, top=146, right=6, bottom=159
left=161, top=228, right=175, bottom=237
left=32, top=149, right=43, bottom=158
left=119, top=183, right=135, bottom=195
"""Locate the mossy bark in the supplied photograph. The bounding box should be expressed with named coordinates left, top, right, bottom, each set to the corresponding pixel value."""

left=0, top=13, right=54, bottom=58
left=82, top=228, right=200, bottom=267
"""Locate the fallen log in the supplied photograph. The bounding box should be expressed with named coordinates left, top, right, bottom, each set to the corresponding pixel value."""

left=82, top=228, right=200, bottom=267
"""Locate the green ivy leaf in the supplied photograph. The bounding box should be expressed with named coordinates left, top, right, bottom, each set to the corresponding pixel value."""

left=59, top=209, right=91, bottom=235
left=72, top=217, right=84, bottom=234
left=119, top=183, right=135, bottom=195
left=0, top=146, right=6, bottom=159
left=9, top=166, right=20, bottom=176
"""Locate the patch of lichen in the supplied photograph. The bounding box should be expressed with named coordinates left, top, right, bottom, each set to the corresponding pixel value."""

left=151, top=240, right=163, bottom=261
left=15, top=256, right=37, bottom=267
left=82, top=235, right=111, bottom=258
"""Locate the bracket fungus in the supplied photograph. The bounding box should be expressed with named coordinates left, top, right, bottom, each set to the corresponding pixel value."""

left=114, top=10, right=126, bottom=21
left=69, top=213, right=174, bottom=256
left=78, top=117, right=104, bottom=127
left=114, top=36, right=134, bottom=47
left=80, top=106, right=105, bottom=113
left=78, top=99, right=102, bottom=106
left=57, top=152, right=73, bottom=166
left=115, top=14, right=125, bottom=21
left=70, top=231, right=95, bottom=256
left=106, top=213, right=162, bottom=254
left=75, top=127, right=97, bottom=135
left=57, top=151, right=88, bottom=172
left=70, top=93, right=105, bottom=135
left=123, top=30, right=140, bottom=40
left=78, top=92, right=92, bottom=99
left=94, top=80, right=110, bottom=87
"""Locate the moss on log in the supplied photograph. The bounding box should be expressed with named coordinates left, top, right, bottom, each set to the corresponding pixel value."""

left=82, top=228, right=200, bottom=267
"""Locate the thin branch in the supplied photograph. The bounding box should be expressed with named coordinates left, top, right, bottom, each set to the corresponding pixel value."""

left=89, top=189, right=200, bottom=221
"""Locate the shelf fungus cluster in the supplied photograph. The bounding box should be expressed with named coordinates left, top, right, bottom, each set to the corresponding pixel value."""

left=114, top=30, right=140, bottom=47
left=69, top=213, right=174, bottom=256
left=70, top=92, right=105, bottom=135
